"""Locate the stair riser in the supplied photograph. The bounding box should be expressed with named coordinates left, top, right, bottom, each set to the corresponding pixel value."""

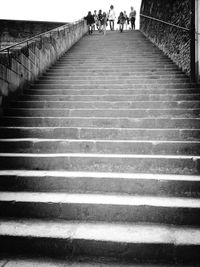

left=49, top=67, right=179, bottom=71
left=1, top=140, right=199, bottom=155
left=19, top=95, right=200, bottom=101
left=0, top=201, right=199, bottom=225
left=11, top=101, right=200, bottom=109
left=4, top=109, right=200, bottom=118
left=51, top=63, right=176, bottom=68
left=46, top=69, right=183, bottom=74
left=41, top=74, right=187, bottom=79
left=25, top=89, right=197, bottom=95
left=30, top=84, right=197, bottom=90
left=1, top=175, right=199, bottom=197
left=0, top=156, right=199, bottom=175
left=55, top=61, right=174, bottom=65
left=57, top=57, right=171, bottom=61
left=1, top=236, right=199, bottom=264
left=34, top=79, right=190, bottom=84
left=0, top=128, right=199, bottom=141
left=1, top=117, right=200, bottom=128
left=45, top=71, right=183, bottom=76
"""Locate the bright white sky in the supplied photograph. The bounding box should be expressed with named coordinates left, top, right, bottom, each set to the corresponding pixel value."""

left=1, top=0, right=142, bottom=29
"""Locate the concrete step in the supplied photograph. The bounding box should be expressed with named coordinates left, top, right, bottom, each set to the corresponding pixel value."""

left=4, top=108, right=200, bottom=118
left=58, top=54, right=170, bottom=58
left=52, top=61, right=175, bottom=66
left=10, top=100, right=200, bottom=109
left=35, top=78, right=190, bottom=84
left=29, top=84, right=198, bottom=90
left=55, top=60, right=173, bottom=65
left=0, top=153, right=199, bottom=175
left=1, top=116, right=200, bottom=128
left=45, top=70, right=183, bottom=76
left=0, top=170, right=199, bottom=197
left=57, top=56, right=171, bottom=60
left=39, top=72, right=187, bottom=81
left=19, top=94, right=200, bottom=101
left=2, top=257, right=197, bottom=267
left=53, top=64, right=176, bottom=69
left=0, top=127, right=199, bottom=141
left=1, top=139, right=200, bottom=155
left=24, top=89, right=199, bottom=96
left=40, top=74, right=188, bottom=80
left=49, top=66, right=180, bottom=71
left=0, top=192, right=200, bottom=224
left=1, top=219, right=200, bottom=263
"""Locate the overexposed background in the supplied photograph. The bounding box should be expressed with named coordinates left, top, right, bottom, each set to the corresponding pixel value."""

left=0, top=0, right=142, bottom=29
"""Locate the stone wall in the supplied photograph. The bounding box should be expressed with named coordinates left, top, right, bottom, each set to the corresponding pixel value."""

left=140, top=0, right=191, bottom=76
left=0, top=20, right=87, bottom=113
left=0, top=20, right=66, bottom=48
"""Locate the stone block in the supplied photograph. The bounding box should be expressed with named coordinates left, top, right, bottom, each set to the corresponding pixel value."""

left=0, top=78, right=9, bottom=96
left=0, top=19, right=87, bottom=102
left=6, top=69, right=20, bottom=92
left=0, top=63, right=7, bottom=81
left=140, top=0, right=191, bottom=76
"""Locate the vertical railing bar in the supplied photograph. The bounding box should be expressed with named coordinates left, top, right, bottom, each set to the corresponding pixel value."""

left=190, top=0, right=196, bottom=82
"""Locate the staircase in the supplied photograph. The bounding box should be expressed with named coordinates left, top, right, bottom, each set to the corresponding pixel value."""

left=0, top=30, right=200, bottom=265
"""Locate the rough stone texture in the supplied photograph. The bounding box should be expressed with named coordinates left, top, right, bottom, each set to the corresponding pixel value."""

left=0, top=20, right=87, bottom=110
left=0, top=20, right=66, bottom=48
left=140, top=0, right=191, bottom=76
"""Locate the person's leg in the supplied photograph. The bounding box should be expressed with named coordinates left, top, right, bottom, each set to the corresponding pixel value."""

left=98, top=21, right=102, bottom=32
left=133, top=18, right=135, bottom=29
left=103, top=24, right=106, bottom=35
left=90, top=24, right=93, bottom=34
left=87, top=24, right=90, bottom=34
left=131, top=19, right=134, bottom=30
left=110, top=20, right=114, bottom=30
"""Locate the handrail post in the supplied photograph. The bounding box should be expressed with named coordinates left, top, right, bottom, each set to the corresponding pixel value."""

left=7, top=48, right=11, bottom=68
left=190, top=0, right=196, bottom=82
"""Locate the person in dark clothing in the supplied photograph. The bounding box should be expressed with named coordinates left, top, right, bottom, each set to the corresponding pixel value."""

left=84, top=11, right=95, bottom=34
left=97, top=10, right=103, bottom=32
left=129, top=6, right=136, bottom=30
left=117, top=12, right=126, bottom=32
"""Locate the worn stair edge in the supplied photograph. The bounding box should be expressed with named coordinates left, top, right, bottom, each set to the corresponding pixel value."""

left=24, top=89, right=200, bottom=95
left=1, top=219, right=200, bottom=263
left=0, top=153, right=200, bottom=175
left=4, top=108, right=200, bottom=118
left=0, top=127, right=199, bottom=141
left=29, top=84, right=199, bottom=89
left=1, top=117, right=200, bottom=129
left=0, top=139, right=200, bottom=155
left=18, top=95, right=200, bottom=101
left=9, top=100, right=200, bottom=109
left=0, top=170, right=199, bottom=197
left=0, top=192, right=200, bottom=224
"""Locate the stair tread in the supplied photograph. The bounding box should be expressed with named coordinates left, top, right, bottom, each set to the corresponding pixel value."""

left=1, top=219, right=200, bottom=245
left=1, top=153, right=200, bottom=159
left=1, top=192, right=200, bottom=207
left=0, top=170, right=199, bottom=181
left=1, top=138, right=200, bottom=143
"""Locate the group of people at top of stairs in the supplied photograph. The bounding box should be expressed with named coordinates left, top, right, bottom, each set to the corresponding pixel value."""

left=84, top=5, right=136, bottom=35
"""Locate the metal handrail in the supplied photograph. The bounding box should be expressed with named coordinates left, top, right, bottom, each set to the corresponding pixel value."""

left=140, top=14, right=190, bottom=31
left=0, top=19, right=83, bottom=53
